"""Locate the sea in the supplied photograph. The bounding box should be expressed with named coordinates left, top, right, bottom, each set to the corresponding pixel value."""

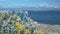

left=28, top=10, right=60, bottom=25
left=0, top=9, right=60, bottom=25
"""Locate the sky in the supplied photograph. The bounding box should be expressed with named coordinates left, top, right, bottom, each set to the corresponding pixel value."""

left=0, top=0, right=60, bottom=10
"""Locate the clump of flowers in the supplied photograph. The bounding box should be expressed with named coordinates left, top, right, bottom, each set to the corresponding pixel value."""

left=0, top=10, right=44, bottom=34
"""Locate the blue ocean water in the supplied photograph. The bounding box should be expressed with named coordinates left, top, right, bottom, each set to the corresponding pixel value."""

left=28, top=10, right=60, bottom=25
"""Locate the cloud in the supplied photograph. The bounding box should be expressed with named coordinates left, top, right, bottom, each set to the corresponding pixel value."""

left=0, top=2, right=60, bottom=8
left=38, top=3, right=60, bottom=8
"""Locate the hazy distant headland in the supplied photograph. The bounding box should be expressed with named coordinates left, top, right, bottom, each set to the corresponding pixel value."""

left=0, top=8, right=60, bottom=11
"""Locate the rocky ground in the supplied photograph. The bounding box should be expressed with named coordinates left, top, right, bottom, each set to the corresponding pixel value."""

left=36, top=23, right=60, bottom=34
